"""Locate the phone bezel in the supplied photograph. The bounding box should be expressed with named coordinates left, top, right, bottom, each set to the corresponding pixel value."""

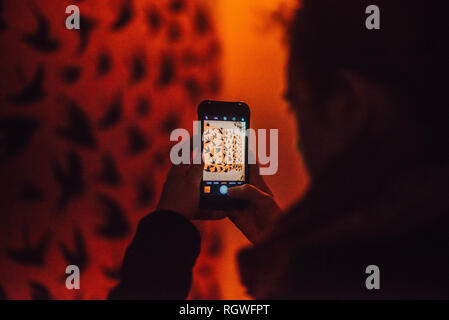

left=198, top=100, right=250, bottom=210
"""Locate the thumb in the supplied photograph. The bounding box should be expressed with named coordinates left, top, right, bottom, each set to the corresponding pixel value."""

left=227, top=184, right=271, bottom=202
left=187, top=163, right=203, bottom=183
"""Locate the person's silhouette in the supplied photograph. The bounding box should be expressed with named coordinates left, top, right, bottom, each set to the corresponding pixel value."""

left=109, top=0, right=449, bottom=299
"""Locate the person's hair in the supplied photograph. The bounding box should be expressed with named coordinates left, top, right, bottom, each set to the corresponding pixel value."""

left=289, top=0, right=448, bottom=134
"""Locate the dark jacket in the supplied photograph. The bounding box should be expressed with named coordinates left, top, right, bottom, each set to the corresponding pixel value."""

left=109, top=139, right=449, bottom=300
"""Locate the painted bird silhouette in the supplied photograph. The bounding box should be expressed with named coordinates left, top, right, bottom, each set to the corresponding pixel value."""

left=195, top=7, right=210, bottom=35
left=102, top=264, right=121, bottom=280
left=146, top=6, right=162, bottom=32
left=97, top=51, right=112, bottom=76
left=20, top=183, right=44, bottom=203
left=52, top=151, right=85, bottom=210
left=0, top=116, right=39, bottom=161
left=76, top=15, right=97, bottom=55
left=7, top=64, right=46, bottom=106
left=157, top=54, right=175, bottom=87
left=59, top=226, right=89, bottom=272
left=6, top=225, right=51, bottom=266
left=135, top=180, right=154, bottom=209
left=161, top=114, right=180, bottom=134
left=0, top=0, right=7, bottom=32
left=60, top=65, right=82, bottom=85
left=184, top=78, right=201, bottom=101
left=127, top=125, right=149, bottom=155
left=57, top=97, right=96, bottom=148
left=129, top=54, right=146, bottom=84
left=98, top=153, right=122, bottom=186
left=136, top=97, right=151, bottom=117
left=29, top=282, right=53, bottom=300
left=169, top=0, right=186, bottom=13
left=0, top=284, right=8, bottom=300
left=111, top=0, right=134, bottom=31
left=22, top=5, right=59, bottom=52
left=96, top=194, right=130, bottom=239
left=98, top=93, right=123, bottom=130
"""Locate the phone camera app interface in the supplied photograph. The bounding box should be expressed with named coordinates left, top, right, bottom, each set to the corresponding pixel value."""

left=202, top=118, right=246, bottom=193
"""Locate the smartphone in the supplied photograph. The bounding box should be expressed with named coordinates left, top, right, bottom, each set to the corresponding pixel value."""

left=198, top=100, right=250, bottom=210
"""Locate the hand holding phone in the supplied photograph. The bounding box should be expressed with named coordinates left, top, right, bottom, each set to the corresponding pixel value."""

left=227, top=163, right=283, bottom=243
left=156, top=163, right=203, bottom=220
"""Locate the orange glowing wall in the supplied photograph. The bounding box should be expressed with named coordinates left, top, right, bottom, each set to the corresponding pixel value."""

left=0, top=0, right=307, bottom=300
left=198, top=0, right=308, bottom=299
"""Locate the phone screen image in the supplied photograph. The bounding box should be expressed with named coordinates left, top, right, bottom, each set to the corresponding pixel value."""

left=198, top=100, right=250, bottom=209
left=202, top=119, right=246, bottom=183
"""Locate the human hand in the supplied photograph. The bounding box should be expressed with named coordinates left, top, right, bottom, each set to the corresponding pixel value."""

left=156, top=163, right=202, bottom=220
left=156, top=163, right=228, bottom=220
left=227, top=164, right=283, bottom=244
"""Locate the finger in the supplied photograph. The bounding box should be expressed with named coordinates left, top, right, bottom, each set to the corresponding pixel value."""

left=187, top=163, right=203, bottom=184
left=227, top=184, right=271, bottom=202
left=190, top=133, right=202, bottom=163
left=168, top=163, right=190, bottom=178
left=248, top=163, right=272, bottom=196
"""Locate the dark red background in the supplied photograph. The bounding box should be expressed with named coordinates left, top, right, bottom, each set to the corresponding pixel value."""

left=0, top=0, right=224, bottom=299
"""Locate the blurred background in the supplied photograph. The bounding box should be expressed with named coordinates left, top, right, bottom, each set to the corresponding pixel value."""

left=0, top=0, right=306, bottom=299
left=208, top=0, right=307, bottom=299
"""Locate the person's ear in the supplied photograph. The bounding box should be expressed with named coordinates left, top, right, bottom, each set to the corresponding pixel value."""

left=319, top=69, right=369, bottom=136
left=337, top=69, right=395, bottom=135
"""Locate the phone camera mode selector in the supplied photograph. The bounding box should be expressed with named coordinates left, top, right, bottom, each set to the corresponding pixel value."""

left=219, top=185, right=228, bottom=195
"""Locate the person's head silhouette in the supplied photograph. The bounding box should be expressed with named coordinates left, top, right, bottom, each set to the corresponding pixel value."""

left=285, top=0, right=447, bottom=179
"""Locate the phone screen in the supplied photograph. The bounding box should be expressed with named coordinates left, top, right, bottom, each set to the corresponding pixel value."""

left=202, top=116, right=247, bottom=195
